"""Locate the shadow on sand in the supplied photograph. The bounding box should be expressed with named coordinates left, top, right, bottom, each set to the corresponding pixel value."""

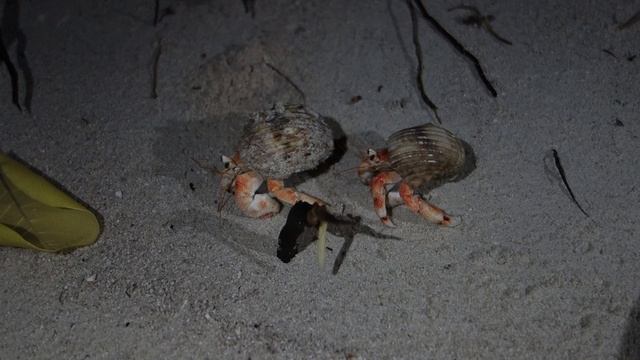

left=619, top=292, right=640, bottom=359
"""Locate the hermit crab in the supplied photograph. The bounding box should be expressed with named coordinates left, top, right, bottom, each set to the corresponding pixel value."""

left=357, top=123, right=471, bottom=227
left=219, top=103, right=334, bottom=218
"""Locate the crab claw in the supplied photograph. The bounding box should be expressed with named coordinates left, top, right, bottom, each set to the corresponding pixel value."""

left=267, top=179, right=328, bottom=207
left=234, top=171, right=281, bottom=218
left=398, top=182, right=454, bottom=226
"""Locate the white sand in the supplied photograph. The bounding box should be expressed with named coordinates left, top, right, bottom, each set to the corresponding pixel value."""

left=1, top=0, right=639, bottom=358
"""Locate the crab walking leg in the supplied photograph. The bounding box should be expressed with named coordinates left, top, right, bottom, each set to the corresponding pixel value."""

left=267, top=179, right=327, bottom=206
left=370, top=171, right=402, bottom=227
left=398, top=181, right=455, bottom=226
left=234, top=171, right=281, bottom=218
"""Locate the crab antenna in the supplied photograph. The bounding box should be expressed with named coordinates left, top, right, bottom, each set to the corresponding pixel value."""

left=191, top=157, right=223, bottom=176
left=217, top=190, right=233, bottom=213
left=335, top=164, right=365, bottom=175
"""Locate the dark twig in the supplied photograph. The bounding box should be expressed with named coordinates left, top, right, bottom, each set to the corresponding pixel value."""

left=3, top=0, right=31, bottom=112
left=448, top=5, right=512, bottom=46
left=264, top=61, right=306, bottom=104
left=618, top=9, right=640, bottom=30
left=150, top=38, right=162, bottom=99
left=602, top=49, right=617, bottom=58
left=546, top=149, right=589, bottom=217
left=412, top=0, right=498, bottom=97
left=16, top=29, right=33, bottom=112
left=0, top=0, right=24, bottom=111
left=0, top=30, right=20, bottom=111
left=242, top=0, right=256, bottom=18
left=407, top=0, right=442, bottom=124
left=153, top=0, right=160, bottom=26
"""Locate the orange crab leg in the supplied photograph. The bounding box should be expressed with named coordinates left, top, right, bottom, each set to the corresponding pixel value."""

left=267, top=179, right=327, bottom=206
left=234, top=171, right=281, bottom=218
left=370, top=171, right=402, bottom=227
left=398, top=181, right=454, bottom=226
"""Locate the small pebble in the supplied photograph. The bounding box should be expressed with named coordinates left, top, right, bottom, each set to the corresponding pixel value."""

left=85, top=274, right=97, bottom=282
left=115, top=190, right=123, bottom=198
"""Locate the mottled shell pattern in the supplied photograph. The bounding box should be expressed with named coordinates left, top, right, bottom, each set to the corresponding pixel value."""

left=238, top=104, right=334, bottom=179
left=388, top=123, right=466, bottom=190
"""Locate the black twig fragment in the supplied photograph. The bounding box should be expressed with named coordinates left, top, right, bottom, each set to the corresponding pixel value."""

left=349, top=95, right=362, bottom=104
left=153, top=0, right=160, bottom=26
left=547, top=149, right=589, bottom=217
left=16, top=30, right=33, bottom=112
left=150, top=39, right=162, bottom=99
left=0, top=29, right=20, bottom=111
left=2, top=0, right=31, bottom=112
left=618, top=9, right=640, bottom=30
left=412, top=0, right=498, bottom=97
left=152, top=0, right=174, bottom=25
left=407, top=0, right=442, bottom=124
left=448, top=5, right=513, bottom=46
left=264, top=62, right=306, bottom=104
left=602, top=49, right=617, bottom=58
left=242, top=0, right=256, bottom=18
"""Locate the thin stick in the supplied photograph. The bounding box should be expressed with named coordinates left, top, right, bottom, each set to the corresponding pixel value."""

left=150, top=38, right=162, bottom=99
left=242, top=0, right=256, bottom=18
left=448, top=5, right=513, bottom=46
left=602, top=49, right=617, bottom=58
left=264, top=62, right=306, bottom=104
left=0, top=29, right=21, bottom=111
left=153, top=0, right=160, bottom=26
left=618, top=9, right=640, bottom=30
left=16, top=29, right=33, bottom=113
left=551, top=149, right=589, bottom=217
left=412, top=0, right=497, bottom=97
left=3, top=0, right=32, bottom=112
left=407, top=0, right=442, bottom=124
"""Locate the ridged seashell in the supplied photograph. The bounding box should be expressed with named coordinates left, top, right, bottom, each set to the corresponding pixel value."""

left=388, top=123, right=466, bottom=190
left=238, top=104, right=334, bottom=179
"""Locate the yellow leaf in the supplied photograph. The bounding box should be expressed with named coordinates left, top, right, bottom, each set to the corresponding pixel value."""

left=0, top=152, right=101, bottom=252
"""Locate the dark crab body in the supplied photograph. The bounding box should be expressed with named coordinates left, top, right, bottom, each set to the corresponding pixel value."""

left=220, top=104, right=334, bottom=219
left=358, top=123, right=471, bottom=227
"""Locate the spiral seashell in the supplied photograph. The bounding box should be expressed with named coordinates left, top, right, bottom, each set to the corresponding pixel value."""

left=238, top=104, right=334, bottom=179
left=387, top=123, right=466, bottom=190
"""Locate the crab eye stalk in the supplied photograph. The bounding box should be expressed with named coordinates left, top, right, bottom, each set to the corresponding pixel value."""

left=221, top=155, right=234, bottom=170
left=367, top=149, right=377, bottom=161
